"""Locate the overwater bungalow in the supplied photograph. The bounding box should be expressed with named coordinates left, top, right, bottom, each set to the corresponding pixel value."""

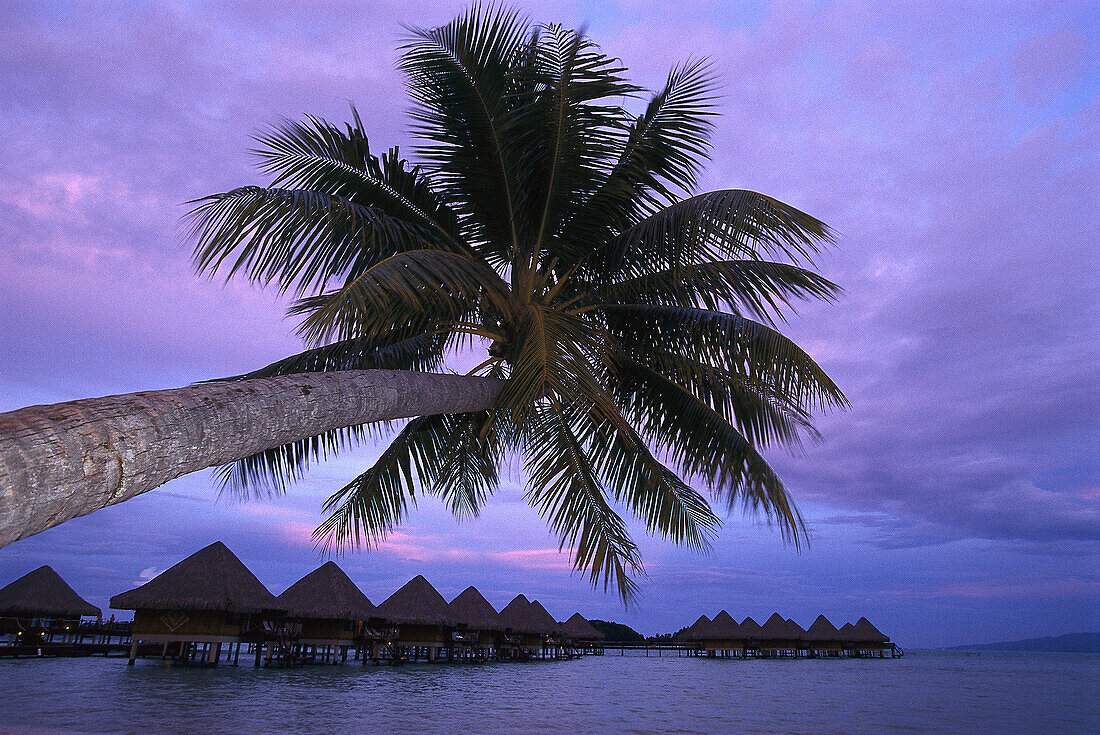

left=528, top=599, right=567, bottom=659
left=850, top=617, right=891, bottom=656
left=804, top=614, right=843, bottom=656
left=837, top=621, right=856, bottom=650
left=680, top=614, right=710, bottom=644
left=559, top=613, right=603, bottom=655
left=738, top=615, right=764, bottom=651
left=498, top=594, right=540, bottom=658
left=0, top=566, right=99, bottom=646
left=110, top=541, right=283, bottom=666
left=698, top=610, right=744, bottom=657
left=275, top=561, right=377, bottom=664
left=374, top=575, right=454, bottom=662
left=756, top=615, right=805, bottom=657
left=447, top=586, right=504, bottom=661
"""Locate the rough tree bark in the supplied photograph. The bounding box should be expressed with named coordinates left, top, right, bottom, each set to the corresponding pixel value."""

left=0, top=370, right=503, bottom=548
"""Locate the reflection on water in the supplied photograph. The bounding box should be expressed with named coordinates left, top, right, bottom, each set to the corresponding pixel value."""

left=1, top=651, right=1096, bottom=734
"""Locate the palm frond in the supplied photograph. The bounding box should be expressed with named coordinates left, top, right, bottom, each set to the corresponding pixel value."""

left=253, top=111, right=467, bottom=251
left=588, top=413, right=720, bottom=552
left=612, top=355, right=806, bottom=546
left=603, top=259, right=841, bottom=323
left=603, top=304, right=848, bottom=413
left=558, top=58, right=717, bottom=267
left=188, top=187, right=428, bottom=296
left=612, top=344, right=819, bottom=450
left=400, top=4, right=531, bottom=264
left=602, top=189, right=834, bottom=284
left=524, top=399, right=641, bottom=601
left=511, top=23, right=637, bottom=278
left=292, top=249, right=513, bottom=345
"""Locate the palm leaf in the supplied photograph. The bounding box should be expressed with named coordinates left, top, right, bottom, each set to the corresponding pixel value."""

left=293, top=249, right=513, bottom=345
left=612, top=355, right=806, bottom=546
left=400, top=4, right=531, bottom=263
left=524, top=399, right=641, bottom=601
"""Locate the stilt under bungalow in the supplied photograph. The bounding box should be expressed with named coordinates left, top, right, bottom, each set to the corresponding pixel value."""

left=110, top=541, right=283, bottom=667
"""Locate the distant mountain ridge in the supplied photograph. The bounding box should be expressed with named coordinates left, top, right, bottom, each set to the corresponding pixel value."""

left=948, top=632, right=1100, bottom=653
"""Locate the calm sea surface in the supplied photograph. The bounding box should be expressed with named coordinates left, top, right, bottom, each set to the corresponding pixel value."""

left=0, top=650, right=1096, bottom=734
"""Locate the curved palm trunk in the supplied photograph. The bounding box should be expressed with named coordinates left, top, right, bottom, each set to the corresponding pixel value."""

left=0, top=370, right=503, bottom=547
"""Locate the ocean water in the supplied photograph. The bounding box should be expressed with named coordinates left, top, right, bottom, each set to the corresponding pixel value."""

left=0, top=651, right=1096, bottom=734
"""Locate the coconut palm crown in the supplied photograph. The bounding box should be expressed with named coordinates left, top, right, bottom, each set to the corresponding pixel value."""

left=188, top=5, right=847, bottom=602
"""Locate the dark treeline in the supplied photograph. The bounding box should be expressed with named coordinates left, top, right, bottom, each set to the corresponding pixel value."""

left=590, top=621, right=691, bottom=643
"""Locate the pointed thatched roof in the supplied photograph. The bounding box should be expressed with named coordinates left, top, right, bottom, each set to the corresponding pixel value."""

left=560, top=612, right=602, bottom=640
left=704, top=610, right=743, bottom=639
left=786, top=617, right=806, bottom=638
left=275, top=562, right=375, bottom=621
left=760, top=612, right=791, bottom=639
left=805, top=614, right=841, bottom=641
left=837, top=622, right=857, bottom=641
left=376, top=575, right=453, bottom=626
left=528, top=600, right=560, bottom=634
left=739, top=616, right=764, bottom=639
left=681, top=614, right=711, bottom=641
left=110, top=541, right=279, bottom=614
left=0, top=566, right=99, bottom=618
left=449, top=586, right=503, bottom=630
left=852, top=616, right=890, bottom=643
left=498, top=594, right=537, bottom=632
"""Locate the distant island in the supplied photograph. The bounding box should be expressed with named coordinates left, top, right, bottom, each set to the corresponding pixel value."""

left=948, top=632, right=1100, bottom=653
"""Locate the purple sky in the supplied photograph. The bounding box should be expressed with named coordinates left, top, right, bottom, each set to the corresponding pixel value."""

left=1, top=1, right=1097, bottom=648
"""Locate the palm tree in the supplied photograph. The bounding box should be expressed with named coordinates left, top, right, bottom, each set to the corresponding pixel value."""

left=186, top=5, right=847, bottom=601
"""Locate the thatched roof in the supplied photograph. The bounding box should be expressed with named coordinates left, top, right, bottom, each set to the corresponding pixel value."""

left=0, top=566, right=99, bottom=619
left=375, top=575, right=453, bottom=626
left=804, top=614, right=841, bottom=641
left=528, top=600, right=560, bottom=634
left=448, top=586, right=503, bottom=630
left=275, top=562, right=375, bottom=621
left=498, top=594, right=537, bottom=632
left=704, top=610, right=743, bottom=640
left=681, top=614, right=710, bottom=641
left=786, top=617, right=806, bottom=638
left=837, top=622, right=856, bottom=641
left=760, top=612, right=792, bottom=639
left=739, top=616, right=764, bottom=639
left=560, top=612, right=602, bottom=640
left=110, top=541, right=279, bottom=614
left=852, top=616, right=890, bottom=643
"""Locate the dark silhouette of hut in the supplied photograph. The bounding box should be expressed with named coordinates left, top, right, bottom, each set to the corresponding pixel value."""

left=758, top=613, right=803, bottom=656
left=851, top=617, right=891, bottom=656
left=560, top=612, right=603, bottom=654
left=275, top=562, right=376, bottom=664
left=528, top=599, right=566, bottom=659
left=498, top=594, right=540, bottom=658
left=699, top=610, right=744, bottom=657
left=0, top=566, right=99, bottom=646
left=680, top=614, right=710, bottom=642
left=375, top=575, right=453, bottom=662
left=448, top=586, right=503, bottom=660
left=804, top=614, right=843, bottom=656
left=738, top=615, right=764, bottom=653
left=110, top=541, right=281, bottom=666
